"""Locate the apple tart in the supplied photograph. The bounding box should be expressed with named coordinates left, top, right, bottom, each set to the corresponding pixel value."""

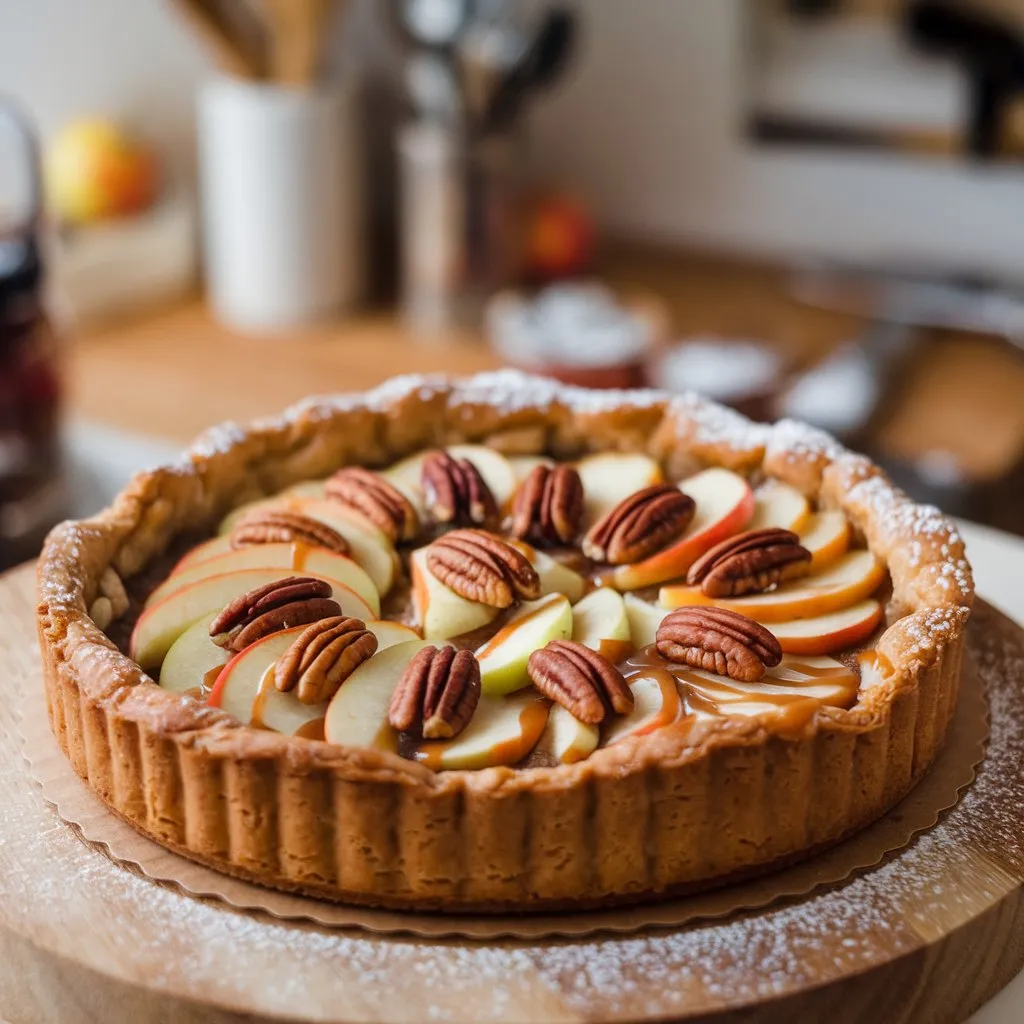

left=36, top=371, right=973, bottom=911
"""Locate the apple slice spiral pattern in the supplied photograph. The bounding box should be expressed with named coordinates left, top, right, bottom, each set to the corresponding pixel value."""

left=145, top=449, right=890, bottom=770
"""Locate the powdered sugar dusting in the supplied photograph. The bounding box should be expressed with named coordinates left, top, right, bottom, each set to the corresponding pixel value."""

left=669, top=390, right=771, bottom=450
left=12, top=606, right=1019, bottom=1021
left=768, top=417, right=846, bottom=466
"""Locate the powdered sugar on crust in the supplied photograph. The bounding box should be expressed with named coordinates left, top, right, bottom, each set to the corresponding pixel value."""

left=667, top=390, right=771, bottom=449
left=767, top=417, right=846, bottom=466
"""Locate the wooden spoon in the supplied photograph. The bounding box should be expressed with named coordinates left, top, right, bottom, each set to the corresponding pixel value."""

left=261, top=0, right=335, bottom=86
left=171, top=0, right=266, bottom=79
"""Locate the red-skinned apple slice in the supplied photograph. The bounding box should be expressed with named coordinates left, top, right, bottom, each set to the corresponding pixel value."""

left=217, top=498, right=399, bottom=596
left=207, top=627, right=326, bottom=737
left=415, top=691, right=550, bottom=771
left=148, top=542, right=379, bottom=614
left=603, top=671, right=683, bottom=745
left=799, top=509, right=851, bottom=570
left=610, top=468, right=755, bottom=591
left=130, top=568, right=375, bottom=672
left=575, top=452, right=664, bottom=528
left=324, top=639, right=436, bottom=751
left=410, top=547, right=498, bottom=640
left=159, top=613, right=227, bottom=695
left=747, top=479, right=811, bottom=533
left=658, top=549, right=885, bottom=622
left=769, top=599, right=883, bottom=656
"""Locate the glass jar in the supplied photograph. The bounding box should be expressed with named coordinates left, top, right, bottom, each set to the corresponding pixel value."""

left=0, top=101, right=63, bottom=569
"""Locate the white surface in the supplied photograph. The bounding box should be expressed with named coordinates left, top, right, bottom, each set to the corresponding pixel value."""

left=63, top=417, right=1024, bottom=1021
left=198, top=78, right=364, bottom=331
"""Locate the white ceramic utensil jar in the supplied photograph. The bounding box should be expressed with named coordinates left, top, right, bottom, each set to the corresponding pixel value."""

left=198, top=76, right=363, bottom=331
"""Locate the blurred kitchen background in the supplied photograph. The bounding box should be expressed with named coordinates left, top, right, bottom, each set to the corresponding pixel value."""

left=3, top=0, right=1024, bottom=570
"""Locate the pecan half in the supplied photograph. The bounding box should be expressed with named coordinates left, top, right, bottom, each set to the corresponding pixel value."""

left=527, top=640, right=634, bottom=725
left=388, top=645, right=481, bottom=739
left=325, top=467, right=420, bottom=542
left=231, top=510, right=350, bottom=557
left=656, top=607, right=782, bottom=682
left=510, top=464, right=584, bottom=547
left=421, top=451, right=500, bottom=528
left=686, top=528, right=812, bottom=598
left=209, top=577, right=342, bottom=652
left=582, top=485, right=696, bottom=564
left=273, top=615, right=378, bottom=704
left=426, top=529, right=541, bottom=607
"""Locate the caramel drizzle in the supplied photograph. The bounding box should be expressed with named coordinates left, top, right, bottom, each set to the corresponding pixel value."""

left=621, top=645, right=859, bottom=734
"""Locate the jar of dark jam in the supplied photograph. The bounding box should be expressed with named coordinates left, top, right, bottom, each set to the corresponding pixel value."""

left=0, top=103, right=63, bottom=569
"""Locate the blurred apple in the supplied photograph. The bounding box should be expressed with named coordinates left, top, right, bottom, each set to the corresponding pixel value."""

left=524, top=193, right=596, bottom=281
left=46, top=119, right=159, bottom=226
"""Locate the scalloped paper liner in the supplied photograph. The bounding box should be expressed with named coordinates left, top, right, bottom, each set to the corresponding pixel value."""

left=21, top=660, right=988, bottom=940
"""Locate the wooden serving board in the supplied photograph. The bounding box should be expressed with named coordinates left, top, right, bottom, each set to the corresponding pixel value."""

left=2, top=561, right=1023, bottom=1024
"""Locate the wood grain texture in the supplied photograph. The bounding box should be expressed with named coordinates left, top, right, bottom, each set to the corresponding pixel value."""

left=67, top=247, right=1024, bottom=480
left=1, top=561, right=1023, bottom=1024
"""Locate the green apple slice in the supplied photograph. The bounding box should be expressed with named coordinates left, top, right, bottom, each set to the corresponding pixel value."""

left=623, top=593, right=666, bottom=649
left=324, top=639, right=435, bottom=751
left=511, top=540, right=586, bottom=603
left=544, top=703, right=599, bottom=764
left=410, top=548, right=498, bottom=641
left=476, top=593, right=572, bottom=697
left=572, top=588, right=631, bottom=649
left=365, top=619, right=421, bottom=650
left=415, top=691, right=550, bottom=771
left=158, top=613, right=227, bottom=695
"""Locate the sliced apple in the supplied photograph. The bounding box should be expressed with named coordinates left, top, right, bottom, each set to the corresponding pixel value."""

left=158, top=613, right=227, bottom=695
left=624, top=593, right=666, bottom=649
left=572, top=588, right=631, bottom=652
left=171, top=535, right=233, bottom=573
left=543, top=704, right=599, bottom=764
left=508, top=454, right=554, bottom=484
left=748, top=479, right=811, bottom=533
left=218, top=498, right=399, bottom=596
left=415, top=691, right=550, bottom=771
left=610, top=468, right=755, bottom=591
left=130, top=568, right=375, bottom=672
left=383, top=444, right=517, bottom=512
left=799, top=509, right=851, bottom=571
left=365, top=619, right=421, bottom=650
left=282, top=479, right=328, bottom=501
left=410, top=548, right=498, bottom=641
left=603, top=671, right=683, bottom=745
left=510, top=540, right=586, bottom=603
left=147, top=543, right=380, bottom=614
left=324, top=639, right=434, bottom=751
left=770, top=599, right=883, bottom=656
left=659, top=549, right=885, bottom=622
left=575, top=452, right=664, bottom=528
left=208, top=627, right=326, bottom=737
left=476, top=593, right=573, bottom=697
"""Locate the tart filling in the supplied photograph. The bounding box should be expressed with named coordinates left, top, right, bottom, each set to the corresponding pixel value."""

left=135, top=445, right=887, bottom=770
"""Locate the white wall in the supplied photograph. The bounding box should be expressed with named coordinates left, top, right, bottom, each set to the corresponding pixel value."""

left=529, top=0, right=1024, bottom=282
left=5, top=0, right=1024, bottom=282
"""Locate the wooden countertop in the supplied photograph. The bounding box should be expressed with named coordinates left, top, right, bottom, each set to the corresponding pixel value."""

left=68, top=248, right=1024, bottom=480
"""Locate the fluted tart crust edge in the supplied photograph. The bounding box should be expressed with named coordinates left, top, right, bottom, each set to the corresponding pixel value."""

left=36, top=372, right=973, bottom=911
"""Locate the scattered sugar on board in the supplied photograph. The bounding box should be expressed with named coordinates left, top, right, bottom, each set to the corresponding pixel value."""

left=10, top=606, right=1021, bottom=1022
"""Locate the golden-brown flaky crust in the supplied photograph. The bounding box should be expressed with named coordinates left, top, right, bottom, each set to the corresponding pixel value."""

left=36, top=372, right=974, bottom=911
